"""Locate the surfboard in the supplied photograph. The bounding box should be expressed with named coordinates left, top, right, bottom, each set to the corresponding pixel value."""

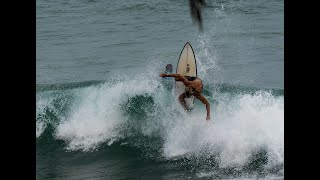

left=175, top=42, right=197, bottom=110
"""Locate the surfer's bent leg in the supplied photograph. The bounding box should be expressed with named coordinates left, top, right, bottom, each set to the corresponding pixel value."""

left=179, top=93, right=188, bottom=111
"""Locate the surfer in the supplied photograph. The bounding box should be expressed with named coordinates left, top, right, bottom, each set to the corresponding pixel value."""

left=159, top=73, right=211, bottom=120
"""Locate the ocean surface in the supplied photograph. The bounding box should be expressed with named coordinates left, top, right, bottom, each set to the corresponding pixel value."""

left=36, top=0, right=284, bottom=179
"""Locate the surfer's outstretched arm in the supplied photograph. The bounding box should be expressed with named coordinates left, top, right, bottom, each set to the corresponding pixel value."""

left=160, top=73, right=190, bottom=86
left=196, top=94, right=211, bottom=120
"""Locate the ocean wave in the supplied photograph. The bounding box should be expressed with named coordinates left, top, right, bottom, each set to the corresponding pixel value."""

left=36, top=78, right=283, bottom=176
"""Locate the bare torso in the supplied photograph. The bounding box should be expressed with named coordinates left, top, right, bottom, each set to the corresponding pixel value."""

left=159, top=73, right=211, bottom=120
left=185, top=78, right=203, bottom=97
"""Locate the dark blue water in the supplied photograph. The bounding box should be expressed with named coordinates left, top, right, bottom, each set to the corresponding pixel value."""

left=37, top=0, right=284, bottom=179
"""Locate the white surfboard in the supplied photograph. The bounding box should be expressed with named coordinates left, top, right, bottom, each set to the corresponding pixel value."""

left=175, top=42, right=197, bottom=110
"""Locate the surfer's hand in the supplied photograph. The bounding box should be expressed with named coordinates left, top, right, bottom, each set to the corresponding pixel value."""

left=160, top=73, right=167, bottom=77
left=206, top=116, right=210, bottom=121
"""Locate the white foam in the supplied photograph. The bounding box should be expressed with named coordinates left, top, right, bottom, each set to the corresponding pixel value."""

left=36, top=91, right=59, bottom=138
left=36, top=121, right=47, bottom=138
left=54, top=78, right=161, bottom=151
left=163, top=91, right=284, bottom=168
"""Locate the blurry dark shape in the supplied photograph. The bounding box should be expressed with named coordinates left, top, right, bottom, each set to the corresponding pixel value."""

left=165, top=64, right=173, bottom=74
left=189, top=0, right=206, bottom=32
left=163, top=64, right=174, bottom=89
